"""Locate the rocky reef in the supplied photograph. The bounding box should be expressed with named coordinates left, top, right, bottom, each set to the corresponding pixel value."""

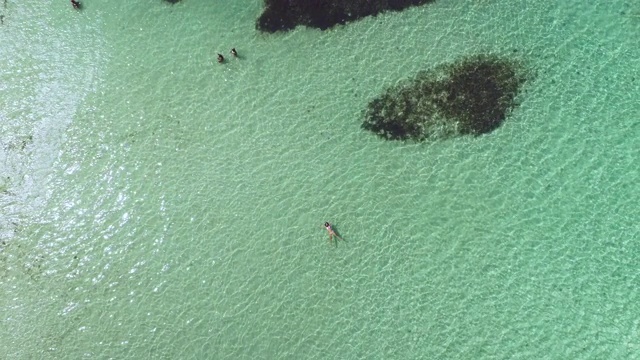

left=362, top=54, right=531, bottom=141
left=257, top=0, right=436, bottom=33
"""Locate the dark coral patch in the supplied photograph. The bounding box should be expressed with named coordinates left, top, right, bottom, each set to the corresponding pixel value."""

left=257, top=0, right=436, bottom=33
left=362, top=54, right=531, bottom=141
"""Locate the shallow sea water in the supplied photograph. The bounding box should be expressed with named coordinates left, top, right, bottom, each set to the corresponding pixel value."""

left=1, top=0, right=639, bottom=359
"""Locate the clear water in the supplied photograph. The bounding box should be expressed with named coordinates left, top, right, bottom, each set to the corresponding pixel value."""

left=1, top=0, right=639, bottom=358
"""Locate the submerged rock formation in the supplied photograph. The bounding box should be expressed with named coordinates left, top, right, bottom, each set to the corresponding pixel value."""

left=257, top=0, right=436, bottom=33
left=362, top=54, right=531, bottom=141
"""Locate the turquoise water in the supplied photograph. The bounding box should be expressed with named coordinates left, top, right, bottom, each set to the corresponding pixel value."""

left=1, top=0, right=639, bottom=358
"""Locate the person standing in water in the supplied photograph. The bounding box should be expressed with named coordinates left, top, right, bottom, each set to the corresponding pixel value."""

left=324, top=222, right=343, bottom=244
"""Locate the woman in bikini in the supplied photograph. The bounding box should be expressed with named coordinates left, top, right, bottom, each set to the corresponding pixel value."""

left=324, top=222, right=343, bottom=243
